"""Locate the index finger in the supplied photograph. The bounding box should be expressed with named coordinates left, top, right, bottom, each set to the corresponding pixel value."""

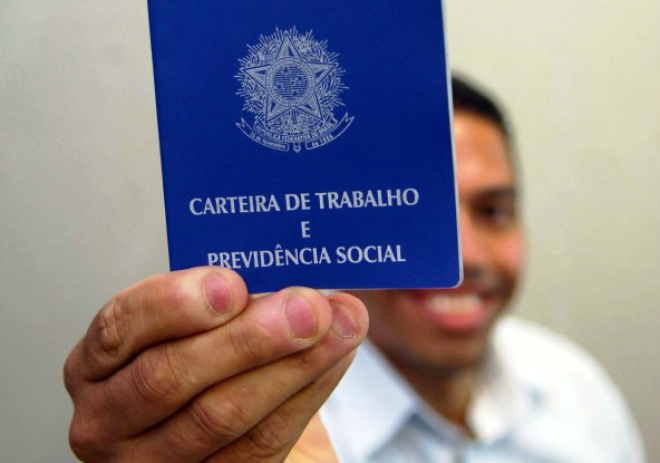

left=65, top=267, right=248, bottom=386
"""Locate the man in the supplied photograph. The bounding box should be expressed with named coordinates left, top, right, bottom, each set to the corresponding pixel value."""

left=64, top=77, right=644, bottom=463
left=319, top=77, right=646, bottom=462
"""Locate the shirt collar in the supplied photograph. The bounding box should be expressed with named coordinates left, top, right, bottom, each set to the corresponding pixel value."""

left=324, top=340, right=418, bottom=462
left=468, top=324, right=547, bottom=444
left=323, top=317, right=548, bottom=460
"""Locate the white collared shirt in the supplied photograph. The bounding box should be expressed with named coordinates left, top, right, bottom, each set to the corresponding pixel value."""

left=320, top=316, right=645, bottom=463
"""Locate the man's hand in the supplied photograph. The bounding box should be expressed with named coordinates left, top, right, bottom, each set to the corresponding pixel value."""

left=64, top=267, right=368, bottom=463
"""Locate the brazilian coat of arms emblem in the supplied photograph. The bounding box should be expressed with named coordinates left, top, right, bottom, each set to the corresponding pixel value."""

left=236, top=27, right=353, bottom=153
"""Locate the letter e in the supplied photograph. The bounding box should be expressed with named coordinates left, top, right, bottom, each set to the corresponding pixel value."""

left=300, top=193, right=311, bottom=210
left=301, top=221, right=311, bottom=238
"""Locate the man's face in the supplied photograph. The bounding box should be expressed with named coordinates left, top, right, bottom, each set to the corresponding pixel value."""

left=355, top=111, right=524, bottom=376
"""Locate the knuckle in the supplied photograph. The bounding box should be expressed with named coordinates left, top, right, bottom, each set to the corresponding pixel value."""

left=244, top=412, right=293, bottom=460
left=68, top=428, right=91, bottom=461
left=226, top=320, right=268, bottom=368
left=186, top=394, right=251, bottom=445
left=97, top=294, right=128, bottom=355
left=63, top=347, right=81, bottom=395
left=163, top=342, right=198, bottom=389
left=80, top=294, right=132, bottom=380
left=140, top=271, right=198, bottom=317
left=162, top=275, right=197, bottom=311
left=68, top=415, right=105, bottom=462
left=290, top=347, right=323, bottom=374
left=130, top=347, right=182, bottom=403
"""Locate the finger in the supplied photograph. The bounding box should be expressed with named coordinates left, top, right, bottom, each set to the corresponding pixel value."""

left=206, top=353, right=355, bottom=463
left=87, top=287, right=340, bottom=438
left=120, top=294, right=366, bottom=463
left=65, top=267, right=248, bottom=388
left=285, top=414, right=338, bottom=463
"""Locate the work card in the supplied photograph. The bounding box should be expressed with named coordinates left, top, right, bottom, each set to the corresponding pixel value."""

left=148, top=0, right=462, bottom=292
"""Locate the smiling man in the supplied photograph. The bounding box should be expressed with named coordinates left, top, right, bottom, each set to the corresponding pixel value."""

left=318, top=77, right=646, bottom=463
left=65, top=77, right=645, bottom=463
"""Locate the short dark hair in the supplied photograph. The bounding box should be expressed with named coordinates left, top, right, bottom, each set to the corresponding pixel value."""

left=451, top=75, right=510, bottom=142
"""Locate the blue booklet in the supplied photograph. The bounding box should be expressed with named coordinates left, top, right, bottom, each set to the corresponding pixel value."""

left=148, top=0, right=461, bottom=292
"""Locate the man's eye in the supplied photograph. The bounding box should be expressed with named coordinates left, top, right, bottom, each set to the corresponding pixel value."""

left=478, top=203, right=516, bottom=226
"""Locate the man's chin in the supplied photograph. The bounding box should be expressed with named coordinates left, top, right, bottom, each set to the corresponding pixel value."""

left=394, top=340, right=490, bottom=378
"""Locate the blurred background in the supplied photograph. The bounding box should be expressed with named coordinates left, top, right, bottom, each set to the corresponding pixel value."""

left=1, top=0, right=658, bottom=461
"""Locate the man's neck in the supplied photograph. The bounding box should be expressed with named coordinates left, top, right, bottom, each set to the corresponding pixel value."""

left=387, top=356, right=480, bottom=430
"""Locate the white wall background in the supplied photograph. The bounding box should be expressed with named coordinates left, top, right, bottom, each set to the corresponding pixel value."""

left=1, top=1, right=658, bottom=461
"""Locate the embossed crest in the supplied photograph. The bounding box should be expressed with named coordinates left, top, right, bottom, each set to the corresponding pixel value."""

left=237, top=27, right=353, bottom=153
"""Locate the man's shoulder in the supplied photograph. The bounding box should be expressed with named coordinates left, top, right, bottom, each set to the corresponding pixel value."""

left=496, top=316, right=599, bottom=364
left=492, top=316, right=645, bottom=462
left=494, top=316, right=623, bottom=405
left=496, top=316, right=606, bottom=372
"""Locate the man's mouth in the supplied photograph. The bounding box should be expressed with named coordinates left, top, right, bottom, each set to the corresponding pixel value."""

left=413, top=291, right=494, bottom=334
left=427, top=294, right=481, bottom=315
